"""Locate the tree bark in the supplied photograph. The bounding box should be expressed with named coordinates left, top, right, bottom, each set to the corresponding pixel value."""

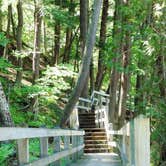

left=60, top=0, right=103, bottom=127
left=0, top=0, right=2, bottom=31
left=63, top=27, right=73, bottom=63
left=95, top=0, right=109, bottom=91
left=16, top=0, right=23, bottom=85
left=53, top=0, right=61, bottom=65
left=3, top=5, right=12, bottom=59
left=109, top=0, right=123, bottom=124
left=33, top=0, right=42, bottom=84
left=0, top=82, right=13, bottom=127
left=80, top=0, right=89, bottom=98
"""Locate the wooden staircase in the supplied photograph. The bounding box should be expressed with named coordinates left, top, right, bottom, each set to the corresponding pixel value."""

left=79, top=111, right=110, bottom=153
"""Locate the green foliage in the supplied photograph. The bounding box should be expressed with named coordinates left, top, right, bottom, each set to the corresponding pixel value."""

left=0, top=57, right=13, bottom=73
left=0, top=32, right=8, bottom=47
left=0, top=143, right=15, bottom=164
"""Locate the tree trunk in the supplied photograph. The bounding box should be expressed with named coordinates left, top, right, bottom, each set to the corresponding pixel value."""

left=63, top=27, right=73, bottom=63
left=60, top=0, right=103, bottom=127
left=95, top=0, right=109, bottom=91
left=53, top=0, right=61, bottom=65
left=0, top=0, right=2, bottom=31
left=11, top=7, right=16, bottom=40
left=33, top=0, right=42, bottom=84
left=109, top=0, right=123, bottom=124
left=3, top=5, right=12, bottom=59
left=43, top=20, right=47, bottom=55
left=80, top=0, right=89, bottom=98
left=15, top=0, right=23, bottom=85
left=90, top=59, right=95, bottom=94
left=116, top=0, right=131, bottom=127
left=0, top=82, right=13, bottom=127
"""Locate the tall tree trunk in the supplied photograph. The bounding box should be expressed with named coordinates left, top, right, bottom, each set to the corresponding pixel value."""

left=3, top=5, right=12, bottom=59
left=43, top=20, right=47, bottom=55
left=0, top=82, right=13, bottom=127
left=0, top=0, right=2, bottom=31
left=80, top=0, right=89, bottom=98
left=109, top=0, right=123, bottom=124
left=95, top=0, right=109, bottom=91
left=54, top=22, right=60, bottom=65
left=11, top=7, right=16, bottom=40
left=80, top=0, right=89, bottom=56
left=60, top=0, right=103, bottom=127
left=156, top=37, right=166, bottom=163
left=53, top=0, right=61, bottom=65
left=16, top=0, right=23, bottom=85
left=116, top=0, right=131, bottom=127
left=31, top=0, right=42, bottom=118
left=63, top=27, right=73, bottom=63
left=90, top=59, right=95, bottom=94
left=33, top=0, right=42, bottom=83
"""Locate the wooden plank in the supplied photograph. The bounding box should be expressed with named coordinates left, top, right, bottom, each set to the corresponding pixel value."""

left=79, top=97, right=91, bottom=103
left=24, top=145, right=84, bottom=166
left=134, top=115, right=150, bottom=166
left=72, top=136, right=77, bottom=162
left=40, top=137, right=48, bottom=157
left=0, top=128, right=84, bottom=141
left=54, top=136, right=61, bottom=166
left=64, top=136, right=70, bottom=164
left=17, top=138, right=29, bottom=165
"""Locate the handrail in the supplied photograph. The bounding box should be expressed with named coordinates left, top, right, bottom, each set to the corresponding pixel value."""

left=0, top=127, right=85, bottom=166
left=0, top=127, right=84, bottom=141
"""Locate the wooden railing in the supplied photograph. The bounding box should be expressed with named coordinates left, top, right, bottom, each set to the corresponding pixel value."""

left=109, top=115, right=150, bottom=166
left=75, top=91, right=150, bottom=166
left=0, top=127, right=85, bottom=166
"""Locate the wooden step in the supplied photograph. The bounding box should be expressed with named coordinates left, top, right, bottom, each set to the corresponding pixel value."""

left=84, top=140, right=107, bottom=145
left=85, top=144, right=108, bottom=148
left=84, top=148, right=109, bottom=153
left=85, top=132, right=106, bottom=136
left=84, top=128, right=105, bottom=132
left=84, top=135, right=107, bottom=140
left=79, top=121, right=96, bottom=124
left=79, top=113, right=95, bottom=116
left=80, top=124, right=96, bottom=127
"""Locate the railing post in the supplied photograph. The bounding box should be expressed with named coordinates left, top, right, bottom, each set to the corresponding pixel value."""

left=72, top=135, right=77, bottom=162
left=64, top=136, right=70, bottom=165
left=54, top=136, right=61, bottom=166
left=40, top=137, right=48, bottom=157
left=134, top=115, right=150, bottom=166
left=79, top=135, right=84, bottom=157
left=17, top=138, right=29, bottom=165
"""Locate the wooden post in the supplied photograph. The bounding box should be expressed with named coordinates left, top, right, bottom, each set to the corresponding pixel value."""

left=72, top=135, right=77, bottom=162
left=64, top=136, right=70, bottom=165
left=54, top=136, right=61, bottom=166
left=17, top=138, right=29, bottom=165
left=40, top=137, right=48, bottom=157
left=134, top=115, right=150, bottom=166
left=130, top=119, right=135, bottom=166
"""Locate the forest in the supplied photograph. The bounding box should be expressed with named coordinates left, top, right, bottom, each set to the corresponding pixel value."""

left=0, top=0, right=165, bottom=165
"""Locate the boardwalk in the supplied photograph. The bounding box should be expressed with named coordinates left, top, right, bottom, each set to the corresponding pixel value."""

left=71, top=153, right=121, bottom=166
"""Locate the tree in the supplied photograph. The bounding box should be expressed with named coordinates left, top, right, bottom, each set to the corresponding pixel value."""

left=95, top=0, right=109, bottom=91
left=109, top=0, right=123, bottom=127
left=3, top=4, right=12, bottom=59
left=53, top=0, right=61, bottom=65
left=0, top=82, right=13, bottom=127
left=62, top=0, right=75, bottom=63
left=33, top=0, right=42, bottom=83
left=15, top=0, right=23, bottom=85
left=80, top=0, right=89, bottom=98
left=60, top=0, right=103, bottom=127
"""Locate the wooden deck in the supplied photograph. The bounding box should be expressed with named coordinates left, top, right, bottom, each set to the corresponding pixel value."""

left=70, top=153, right=121, bottom=166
